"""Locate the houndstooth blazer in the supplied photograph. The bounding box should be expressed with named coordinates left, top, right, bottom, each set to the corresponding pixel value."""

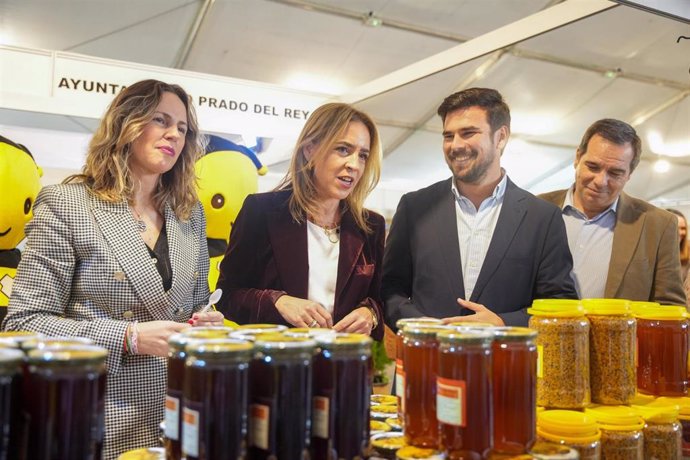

left=4, top=183, right=210, bottom=459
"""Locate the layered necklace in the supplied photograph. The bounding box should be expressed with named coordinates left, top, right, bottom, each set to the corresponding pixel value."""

left=131, top=207, right=147, bottom=232
left=309, top=215, right=341, bottom=244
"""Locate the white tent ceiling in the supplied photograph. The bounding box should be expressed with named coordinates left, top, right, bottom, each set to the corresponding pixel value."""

left=1, top=0, right=689, bottom=216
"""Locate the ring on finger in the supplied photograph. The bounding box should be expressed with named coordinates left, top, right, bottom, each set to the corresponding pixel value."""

left=309, top=319, right=318, bottom=328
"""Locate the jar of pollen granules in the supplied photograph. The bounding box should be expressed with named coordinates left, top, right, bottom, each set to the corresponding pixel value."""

left=582, top=299, right=636, bottom=405
left=528, top=300, right=590, bottom=409
left=634, top=400, right=682, bottom=460
left=537, top=410, right=601, bottom=460
left=585, top=405, right=643, bottom=459
left=655, top=396, right=690, bottom=458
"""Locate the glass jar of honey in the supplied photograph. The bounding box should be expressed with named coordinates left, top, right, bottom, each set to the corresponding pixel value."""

left=0, top=348, right=23, bottom=458
left=584, top=405, right=644, bottom=459
left=402, top=325, right=450, bottom=448
left=24, top=345, right=107, bottom=460
left=536, top=410, right=601, bottom=460
left=437, top=329, right=493, bottom=459
left=583, top=299, right=636, bottom=405
left=311, top=333, right=372, bottom=460
left=166, top=326, right=234, bottom=460
left=394, top=318, right=443, bottom=416
left=182, top=338, right=253, bottom=460
left=248, top=335, right=315, bottom=459
left=492, top=327, right=538, bottom=455
left=528, top=300, right=590, bottom=409
left=634, top=400, right=682, bottom=460
left=633, top=303, right=689, bottom=397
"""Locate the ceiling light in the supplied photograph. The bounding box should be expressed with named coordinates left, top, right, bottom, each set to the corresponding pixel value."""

left=653, top=158, right=670, bottom=173
left=363, top=11, right=383, bottom=27
left=647, top=131, right=690, bottom=158
left=604, top=68, right=622, bottom=78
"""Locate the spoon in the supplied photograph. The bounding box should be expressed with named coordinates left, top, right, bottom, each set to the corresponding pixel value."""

left=198, top=288, right=222, bottom=314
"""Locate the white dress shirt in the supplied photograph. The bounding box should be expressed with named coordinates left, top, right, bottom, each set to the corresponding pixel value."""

left=306, top=221, right=339, bottom=314
left=452, top=171, right=508, bottom=300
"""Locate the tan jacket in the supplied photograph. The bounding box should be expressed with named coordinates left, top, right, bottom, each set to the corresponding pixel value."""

left=539, top=189, right=686, bottom=306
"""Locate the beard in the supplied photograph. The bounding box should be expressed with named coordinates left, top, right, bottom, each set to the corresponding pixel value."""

left=448, top=146, right=496, bottom=185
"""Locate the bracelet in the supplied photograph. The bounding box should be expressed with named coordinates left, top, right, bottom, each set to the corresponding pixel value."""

left=125, top=321, right=139, bottom=355
left=365, top=306, right=379, bottom=329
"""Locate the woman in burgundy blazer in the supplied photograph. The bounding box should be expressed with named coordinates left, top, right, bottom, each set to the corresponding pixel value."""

left=216, top=103, right=384, bottom=339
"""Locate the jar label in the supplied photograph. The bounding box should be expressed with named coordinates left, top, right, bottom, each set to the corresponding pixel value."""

left=436, top=377, right=466, bottom=427
left=182, top=406, right=199, bottom=458
left=537, top=345, right=543, bottom=378
left=249, top=403, right=270, bottom=449
left=312, top=396, right=329, bottom=439
left=398, top=370, right=406, bottom=413
left=395, top=359, right=403, bottom=397
left=164, top=394, right=180, bottom=440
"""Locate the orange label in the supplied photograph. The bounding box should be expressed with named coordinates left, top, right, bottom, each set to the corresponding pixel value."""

left=183, top=410, right=197, bottom=424
left=436, top=377, right=466, bottom=427
left=165, top=397, right=178, bottom=411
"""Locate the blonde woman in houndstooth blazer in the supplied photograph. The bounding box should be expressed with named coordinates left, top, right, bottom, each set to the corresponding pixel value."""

left=4, top=80, right=224, bottom=459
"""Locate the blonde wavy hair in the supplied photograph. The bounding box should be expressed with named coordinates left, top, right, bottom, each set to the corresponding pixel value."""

left=66, top=79, right=204, bottom=220
left=276, top=102, right=381, bottom=233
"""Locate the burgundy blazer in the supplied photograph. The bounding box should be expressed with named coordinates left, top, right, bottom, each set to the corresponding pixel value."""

left=216, top=190, right=385, bottom=340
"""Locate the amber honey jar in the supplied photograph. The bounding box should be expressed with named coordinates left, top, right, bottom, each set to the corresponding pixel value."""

left=248, top=335, right=315, bottom=459
left=633, top=303, right=689, bottom=397
left=528, top=300, right=590, bottom=409
left=311, top=333, right=372, bottom=460
left=0, top=348, right=23, bottom=459
left=166, top=326, right=234, bottom=460
left=491, top=327, right=538, bottom=456
left=402, top=325, right=450, bottom=448
left=24, top=345, right=107, bottom=460
left=394, top=318, right=443, bottom=416
left=437, top=329, right=493, bottom=459
left=583, top=299, right=636, bottom=405
left=181, top=339, right=253, bottom=460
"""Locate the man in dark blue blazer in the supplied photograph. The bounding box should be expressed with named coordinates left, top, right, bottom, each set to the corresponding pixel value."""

left=382, top=88, right=577, bottom=328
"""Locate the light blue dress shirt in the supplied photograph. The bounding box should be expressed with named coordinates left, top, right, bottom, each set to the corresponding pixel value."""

left=562, top=186, right=618, bottom=299
left=451, top=172, right=508, bottom=300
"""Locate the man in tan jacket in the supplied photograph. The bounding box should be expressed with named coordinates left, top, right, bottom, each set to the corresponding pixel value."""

left=540, top=118, right=686, bottom=305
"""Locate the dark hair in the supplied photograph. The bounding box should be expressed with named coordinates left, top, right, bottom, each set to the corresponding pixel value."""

left=437, top=87, right=511, bottom=133
left=577, top=119, right=642, bottom=172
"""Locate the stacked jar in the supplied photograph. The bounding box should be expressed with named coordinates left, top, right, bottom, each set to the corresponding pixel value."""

left=401, top=325, right=451, bottom=448
left=528, top=300, right=590, bottom=409
left=491, top=327, right=538, bottom=456
left=536, top=410, right=601, bottom=459
left=633, top=400, right=683, bottom=460
left=436, top=329, right=494, bottom=458
left=0, top=348, right=23, bottom=457
left=166, top=326, right=235, bottom=460
left=582, top=299, right=636, bottom=405
left=632, top=303, right=689, bottom=397
left=584, top=405, right=644, bottom=459
left=655, top=396, right=690, bottom=458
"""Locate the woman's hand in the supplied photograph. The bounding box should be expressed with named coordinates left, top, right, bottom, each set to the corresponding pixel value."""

left=333, top=307, right=375, bottom=335
left=188, top=311, right=225, bottom=327
left=136, top=320, right=191, bottom=357
left=274, top=295, right=333, bottom=328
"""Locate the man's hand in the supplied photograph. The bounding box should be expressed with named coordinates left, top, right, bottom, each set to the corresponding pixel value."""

left=442, top=298, right=505, bottom=326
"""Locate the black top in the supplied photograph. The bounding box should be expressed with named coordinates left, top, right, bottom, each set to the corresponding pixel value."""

left=146, top=224, right=172, bottom=291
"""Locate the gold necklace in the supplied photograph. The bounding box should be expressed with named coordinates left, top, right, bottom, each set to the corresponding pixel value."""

left=322, top=223, right=340, bottom=244
left=131, top=207, right=147, bottom=232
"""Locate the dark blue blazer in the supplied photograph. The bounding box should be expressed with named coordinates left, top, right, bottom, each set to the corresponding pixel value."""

left=382, top=177, right=577, bottom=328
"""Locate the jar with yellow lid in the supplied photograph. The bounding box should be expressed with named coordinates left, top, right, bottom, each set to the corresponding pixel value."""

left=372, top=394, right=398, bottom=406
left=182, top=339, right=253, bottom=460
left=634, top=400, right=682, bottom=460
left=492, top=327, right=538, bottom=455
left=537, top=410, right=601, bottom=460
left=371, top=431, right=407, bottom=459
left=528, top=300, right=590, bottom=409
left=446, top=321, right=495, bottom=329
left=311, top=333, right=372, bottom=460
left=0, top=330, right=43, bottom=347
left=117, top=447, right=165, bottom=459
left=583, top=299, right=636, bottom=405
left=19, top=335, right=94, bottom=352
left=655, top=396, right=690, bottom=457
left=437, top=329, right=493, bottom=459
left=0, top=348, right=24, bottom=458
left=25, top=345, right=108, bottom=459
left=584, top=405, right=643, bottom=459
left=395, top=445, right=446, bottom=459
left=633, top=303, right=689, bottom=397
left=166, top=326, right=234, bottom=460
left=394, top=318, right=444, bottom=415
left=402, top=325, right=452, bottom=448
left=528, top=441, right=578, bottom=459
left=248, top=335, right=315, bottom=459
left=284, top=327, right=336, bottom=338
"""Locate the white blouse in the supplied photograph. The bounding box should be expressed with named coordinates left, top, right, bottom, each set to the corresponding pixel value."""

left=306, top=221, right=340, bottom=314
